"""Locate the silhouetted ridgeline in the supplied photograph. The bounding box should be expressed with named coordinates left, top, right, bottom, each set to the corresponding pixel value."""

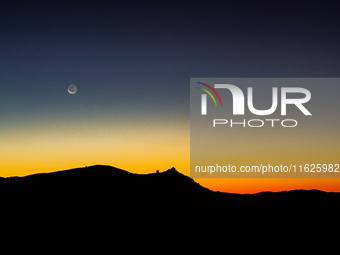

left=1, top=165, right=339, bottom=246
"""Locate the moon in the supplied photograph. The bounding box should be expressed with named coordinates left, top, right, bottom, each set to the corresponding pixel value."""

left=68, top=84, right=77, bottom=94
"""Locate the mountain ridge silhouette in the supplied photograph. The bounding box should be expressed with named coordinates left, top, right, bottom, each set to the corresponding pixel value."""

left=1, top=164, right=337, bottom=196
left=1, top=164, right=339, bottom=247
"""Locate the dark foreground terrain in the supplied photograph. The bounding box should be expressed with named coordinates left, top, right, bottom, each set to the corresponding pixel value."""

left=1, top=165, right=339, bottom=248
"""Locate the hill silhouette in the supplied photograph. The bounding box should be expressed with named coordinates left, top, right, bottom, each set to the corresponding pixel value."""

left=1, top=165, right=339, bottom=248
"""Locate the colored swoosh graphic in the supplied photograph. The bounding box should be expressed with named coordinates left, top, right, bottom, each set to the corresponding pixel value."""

left=197, top=82, right=223, bottom=106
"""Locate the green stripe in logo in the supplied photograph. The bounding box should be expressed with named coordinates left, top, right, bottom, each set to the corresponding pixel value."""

left=197, top=87, right=217, bottom=106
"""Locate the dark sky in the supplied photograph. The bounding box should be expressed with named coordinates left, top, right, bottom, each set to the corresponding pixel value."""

left=1, top=1, right=339, bottom=107
left=1, top=0, right=340, bottom=178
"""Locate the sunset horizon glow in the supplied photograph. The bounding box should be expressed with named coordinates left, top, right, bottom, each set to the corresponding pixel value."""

left=1, top=1, right=339, bottom=194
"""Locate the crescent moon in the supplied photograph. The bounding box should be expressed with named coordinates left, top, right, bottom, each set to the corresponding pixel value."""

left=68, top=84, right=77, bottom=94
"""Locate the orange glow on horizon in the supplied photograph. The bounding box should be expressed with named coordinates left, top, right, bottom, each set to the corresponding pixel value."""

left=193, top=178, right=340, bottom=194
left=1, top=116, right=339, bottom=194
